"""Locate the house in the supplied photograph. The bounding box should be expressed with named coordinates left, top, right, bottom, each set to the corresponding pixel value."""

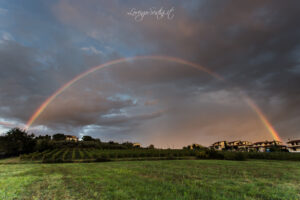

left=65, top=135, right=78, bottom=142
left=287, top=140, right=300, bottom=152
left=252, top=140, right=286, bottom=152
left=210, top=140, right=288, bottom=152
left=237, top=141, right=253, bottom=151
left=227, top=141, right=252, bottom=151
left=227, top=141, right=240, bottom=146
left=133, top=143, right=141, bottom=148
left=211, top=141, right=227, bottom=150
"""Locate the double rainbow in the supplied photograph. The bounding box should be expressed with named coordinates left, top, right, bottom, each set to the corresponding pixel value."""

left=25, top=55, right=282, bottom=141
left=0, top=121, right=14, bottom=128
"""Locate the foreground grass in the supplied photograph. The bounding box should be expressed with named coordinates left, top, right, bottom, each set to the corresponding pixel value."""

left=0, top=160, right=299, bottom=200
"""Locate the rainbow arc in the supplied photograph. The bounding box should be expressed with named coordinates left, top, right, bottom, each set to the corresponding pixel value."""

left=25, top=55, right=282, bottom=142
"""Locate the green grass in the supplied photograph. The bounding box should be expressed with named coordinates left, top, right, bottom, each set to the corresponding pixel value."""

left=0, top=160, right=299, bottom=200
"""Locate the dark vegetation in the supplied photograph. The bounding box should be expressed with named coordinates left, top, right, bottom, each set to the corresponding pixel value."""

left=198, top=150, right=300, bottom=161
left=20, top=148, right=196, bottom=163
left=1, top=128, right=300, bottom=163
left=0, top=128, right=148, bottom=159
left=19, top=147, right=300, bottom=163
left=0, top=128, right=35, bottom=157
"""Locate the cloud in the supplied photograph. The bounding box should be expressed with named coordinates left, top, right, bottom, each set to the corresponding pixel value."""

left=81, top=46, right=103, bottom=55
left=0, top=0, right=299, bottom=147
left=0, top=32, right=14, bottom=43
left=144, top=99, right=158, bottom=106
left=0, top=8, right=8, bottom=15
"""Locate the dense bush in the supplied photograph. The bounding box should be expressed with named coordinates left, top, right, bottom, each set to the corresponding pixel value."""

left=196, top=151, right=209, bottom=159
left=245, top=152, right=300, bottom=161
left=0, top=128, right=36, bottom=157
left=197, top=150, right=300, bottom=161
left=205, top=150, right=225, bottom=159
left=223, top=152, right=247, bottom=161
left=52, top=133, right=66, bottom=141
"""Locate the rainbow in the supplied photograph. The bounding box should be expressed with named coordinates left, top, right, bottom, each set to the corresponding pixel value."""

left=0, top=121, right=14, bottom=127
left=0, top=121, right=23, bottom=130
left=244, top=98, right=282, bottom=141
left=25, top=55, right=282, bottom=141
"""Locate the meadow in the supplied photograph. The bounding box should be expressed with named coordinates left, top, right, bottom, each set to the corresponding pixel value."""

left=0, top=159, right=299, bottom=200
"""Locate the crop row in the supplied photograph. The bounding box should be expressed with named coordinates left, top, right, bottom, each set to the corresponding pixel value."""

left=20, top=148, right=196, bottom=162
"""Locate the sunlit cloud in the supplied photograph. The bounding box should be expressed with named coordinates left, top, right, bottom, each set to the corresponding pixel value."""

left=0, top=0, right=299, bottom=147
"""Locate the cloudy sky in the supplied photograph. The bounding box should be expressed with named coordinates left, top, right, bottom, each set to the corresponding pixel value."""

left=0, top=0, right=299, bottom=147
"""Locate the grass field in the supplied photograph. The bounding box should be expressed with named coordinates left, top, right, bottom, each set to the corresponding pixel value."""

left=0, top=159, right=299, bottom=200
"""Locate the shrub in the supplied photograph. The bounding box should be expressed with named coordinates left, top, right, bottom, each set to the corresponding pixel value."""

left=224, top=152, right=247, bottom=161
left=167, top=154, right=175, bottom=160
left=196, top=151, right=209, bottom=159
left=246, top=152, right=300, bottom=161
left=234, top=152, right=247, bottom=161
left=139, top=152, right=146, bottom=157
left=207, top=150, right=225, bottom=159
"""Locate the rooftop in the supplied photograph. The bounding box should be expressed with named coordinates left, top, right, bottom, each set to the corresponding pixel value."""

left=287, top=140, right=300, bottom=144
left=66, top=135, right=78, bottom=138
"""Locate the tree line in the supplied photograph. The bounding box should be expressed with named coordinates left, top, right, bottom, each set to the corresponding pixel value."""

left=0, top=128, right=152, bottom=158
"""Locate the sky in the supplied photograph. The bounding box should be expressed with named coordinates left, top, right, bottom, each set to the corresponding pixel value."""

left=0, top=0, right=299, bottom=147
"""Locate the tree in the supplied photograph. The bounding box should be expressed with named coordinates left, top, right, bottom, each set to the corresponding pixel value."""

left=108, top=141, right=116, bottom=145
left=36, top=135, right=51, bottom=140
left=82, top=135, right=94, bottom=141
left=0, top=128, right=36, bottom=156
left=52, top=133, right=66, bottom=141
left=122, top=142, right=133, bottom=148
left=148, top=144, right=155, bottom=149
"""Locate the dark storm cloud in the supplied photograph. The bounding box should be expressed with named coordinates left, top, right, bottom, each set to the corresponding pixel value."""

left=0, top=0, right=299, bottom=146
left=0, top=41, right=53, bottom=122
left=52, top=0, right=300, bottom=93
left=51, top=0, right=300, bottom=142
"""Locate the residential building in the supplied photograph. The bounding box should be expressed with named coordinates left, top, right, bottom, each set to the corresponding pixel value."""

left=252, top=140, right=286, bottom=152
left=211, top=141, right=227, bottom=150
left=133, top=143, right=141, bottom=148
left=210, top=140, right=288, bottom=152
left=65, top=135, right=78, bottom=142
left=227, top=141, right=253, bottom=151
left=287, top=140, right=300, bottom=152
